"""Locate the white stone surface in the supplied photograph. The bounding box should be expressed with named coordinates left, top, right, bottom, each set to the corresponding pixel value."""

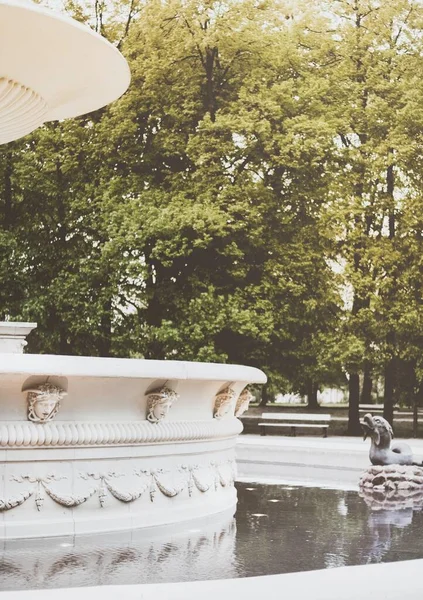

left=0, top=322, right=37, bottom=353
left=1, top=559, right=422, bottom=600
left=0, top=353, right=265, bottom=382
left=236, top=434, right=371, bottom=489
left=0, top=358, right=265, bottom=537
left=0, top=0, right=130, bottom=143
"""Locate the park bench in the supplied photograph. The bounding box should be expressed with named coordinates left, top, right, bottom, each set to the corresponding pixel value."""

left=359, top=405, right=403, bottom=417
left=258, top=413, right=331, bottom=438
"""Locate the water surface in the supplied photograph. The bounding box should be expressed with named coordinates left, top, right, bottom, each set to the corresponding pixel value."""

left=2, top=482, right=423, bottom=590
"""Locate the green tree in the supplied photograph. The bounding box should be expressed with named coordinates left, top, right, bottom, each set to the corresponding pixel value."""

left=92, top=0, right=343, bottom=395
left=322, top=0, right=423, bottom=431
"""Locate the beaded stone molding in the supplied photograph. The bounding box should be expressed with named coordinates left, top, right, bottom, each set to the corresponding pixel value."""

left=0, top=460, right=236, bottom=512
left=0, top=418, right=243, bottom=448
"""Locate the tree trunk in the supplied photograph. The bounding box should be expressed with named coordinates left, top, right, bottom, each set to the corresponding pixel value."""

left=98, top=298, right=112, bottom=357
left=59, top=328, right=69, bottom=355
left=143, top=248, right=165, bottom=360
left=345, top=8, right=370, bottom=436
left=306, top=380, right=319, bottom=410
left=383, top=154, right=396, bottom=427
left=360, top=365, right=373, bottom=404
left=259, top=384, right=273, bottom=407
left=205, top=46, right=217, bottom=122
left=413, top=396, right=418, bottom=439
left=347, top=372, right=361, bottom=435
left=3, top=149, right=12, bottom=230
left=383, top=359, right=395, bottom=425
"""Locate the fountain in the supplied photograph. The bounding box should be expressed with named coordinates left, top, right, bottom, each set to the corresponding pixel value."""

left=2, top=4, right=423, bottom=599
left=0, top=0, right=130, bottom=143
left=0, top=0, right=266, bottom=539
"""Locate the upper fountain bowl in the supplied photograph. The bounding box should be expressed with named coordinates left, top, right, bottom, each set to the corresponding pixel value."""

left=0, top=0, right=130, bottom=144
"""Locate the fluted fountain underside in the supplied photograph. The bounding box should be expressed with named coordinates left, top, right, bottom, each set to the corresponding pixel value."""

left=0, top=78, right=48, bottom=144
left=0, top=0, right=130, bottom=144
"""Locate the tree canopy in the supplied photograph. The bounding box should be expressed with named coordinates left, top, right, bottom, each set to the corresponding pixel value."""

left=3, top=0, right=423, bottom=431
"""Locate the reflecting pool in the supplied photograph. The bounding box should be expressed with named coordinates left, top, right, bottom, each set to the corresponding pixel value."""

left=2, top=482, right=423, bottom=590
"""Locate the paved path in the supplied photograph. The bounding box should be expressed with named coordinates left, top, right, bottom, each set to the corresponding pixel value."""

left=238, top=433, right=423, bottom=451
left=236, top=434, right=423, bottom=489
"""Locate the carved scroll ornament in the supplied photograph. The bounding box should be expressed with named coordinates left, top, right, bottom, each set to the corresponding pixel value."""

left=2, top=460, right=236, bottom=512
left=146, top=386, right=179, bottom=423
left=0, top=490, right=33, bottom=512
left=7, top=474, right=93, bottom=512
left=25, top=383, right=67, bottom=423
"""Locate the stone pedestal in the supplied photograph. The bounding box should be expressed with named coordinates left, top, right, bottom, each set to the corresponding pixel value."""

left=0, top=322, right=37, bottom=353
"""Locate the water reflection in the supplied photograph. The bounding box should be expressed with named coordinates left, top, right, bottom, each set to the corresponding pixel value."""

left=2, top=483, right=423, bottom=590
left=236, top=483, right=423, bottom=575
left=360, top=485, right=423, bottom=512
left=359, top=485, right=423, bottom=564
left=0, top=515, right=237, bottom=590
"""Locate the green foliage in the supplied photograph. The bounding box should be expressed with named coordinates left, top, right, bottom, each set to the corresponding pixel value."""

left=4, top=0, right=423, bottom=418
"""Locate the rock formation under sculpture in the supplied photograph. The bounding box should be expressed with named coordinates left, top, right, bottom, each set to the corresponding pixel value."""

left=359, top=464, right=423, bottom=507
left=359, top=413, right=423, bottom=503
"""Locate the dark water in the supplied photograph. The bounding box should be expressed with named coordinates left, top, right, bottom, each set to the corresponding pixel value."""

left=2, top=482, right=423, bottom=590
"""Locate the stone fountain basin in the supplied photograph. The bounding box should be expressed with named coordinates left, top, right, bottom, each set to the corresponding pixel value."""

left=0, top=354, right=266, bottom=538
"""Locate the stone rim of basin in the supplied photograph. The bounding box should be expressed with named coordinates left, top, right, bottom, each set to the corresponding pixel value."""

left=0, top=351, right=267, bottom=382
